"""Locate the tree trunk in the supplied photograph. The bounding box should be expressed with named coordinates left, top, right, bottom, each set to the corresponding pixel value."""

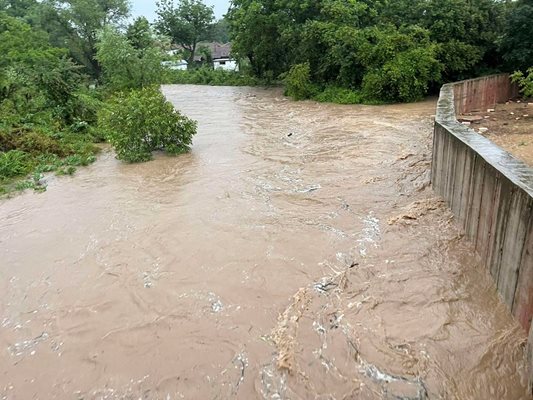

left=187, top=42, right=198, bottom=70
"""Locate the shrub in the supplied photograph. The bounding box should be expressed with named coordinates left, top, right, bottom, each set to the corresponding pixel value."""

left=511, top=67, right=533, bottom=98
left=99, top=87, right=197, bottom=163
left=13, top=130, right=68, bottom=156
left=96, top=27, right=165, bottom=91
left=165, top=67, right=262, bottom=86
left=361, top=46, right=442, bottom=103
left=313, top=86, right=365, bottom=104
left=0, top=150, right=32, bottom=179
left=284, top=63, right=316, bottom=100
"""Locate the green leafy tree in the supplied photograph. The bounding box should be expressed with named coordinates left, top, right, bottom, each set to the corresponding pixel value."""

left=0, top=0, right=38, bottom=17
left=0, top=12, right=65, bottom=117
left=362, top=45, right=442, bottom=102
left=227, top=0, right=288, bottom=78
left=99, top=87, right=197, bottom=163
left=284, top=62, right=315, bottom=100
left=196, top=44, right=213, bottom=65
left=127, top=16, right=153, bottom=50
left=156, top=0, right=214, bottom=68
left=377, top=0, right=506, bottom=80
left=209, top=18, right=230, bottom=43
left=96, top=27, right=165, bottom=91
left=39, top=0, right=130, bottom=78
left=0, top=12, right=99, bottom=126
left=0, top=12, right=100, bottom=191
left=228, top=0, right=507, bottom=102
left=500, top=0, right=533, bottom=72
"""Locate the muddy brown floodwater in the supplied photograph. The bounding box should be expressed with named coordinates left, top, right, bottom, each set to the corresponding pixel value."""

left=0, top=86, right=531, bottom=400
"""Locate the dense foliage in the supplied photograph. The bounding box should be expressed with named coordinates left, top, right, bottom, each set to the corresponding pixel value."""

left=227, top=0, right=522, bottom=102
left=0, top=1, right=198, bottom=194
left=156, top=0, right=215, bottom=67
left=512, top=68, right=533, bottom=99
left=210, top=18, right=230, bottom=43
left=1, top=0, right=131, bottom=79
left=165, top=66, right=263, bottom=86
left=0, top=12, right=101, bottom=193
left=100, top=87, right=197, bottom=163
left=284, top=63, right=315, bottom=100
left=500, top=0, right=533, bottom=72
left=96, top=24, right=166, bottom=91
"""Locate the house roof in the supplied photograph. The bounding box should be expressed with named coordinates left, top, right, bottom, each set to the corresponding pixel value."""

left=194, top=42, right=233, bottom=61
left=210, top=43, right=232, bottom=60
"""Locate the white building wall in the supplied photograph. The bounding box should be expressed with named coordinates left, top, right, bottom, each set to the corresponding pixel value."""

left=161, top=60, right=188, bottom=71
left=213, top=59, right=239, bottom=72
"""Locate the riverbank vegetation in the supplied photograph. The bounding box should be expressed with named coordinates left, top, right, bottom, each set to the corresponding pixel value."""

left=1, top=0, right=533, bottom=194
left=166, top=67, right=262, bottom=86
left=0, top=1, right=199, bottom=195
left=512, top=68, right=533, bottom=99
left=227, top=0, right=533, bottom=103
left=0, top=11, right=102, bottom=194
left=100, top=87, right=197, bottom=163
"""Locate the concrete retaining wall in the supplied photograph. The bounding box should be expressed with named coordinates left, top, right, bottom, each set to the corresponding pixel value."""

left=453, top=74, right=518, bottom=115
left=431, top=74, right=533, bottom=394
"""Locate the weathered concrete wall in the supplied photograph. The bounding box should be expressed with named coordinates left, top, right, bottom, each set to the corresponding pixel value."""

left=453, top=74, right=519, bottom=114
left=431, top=75, right=533, bottom=394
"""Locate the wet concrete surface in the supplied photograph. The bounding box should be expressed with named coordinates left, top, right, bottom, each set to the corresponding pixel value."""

left=0, top=86, right=530, bottom=399
left=466, top=101, right=533, bottom=167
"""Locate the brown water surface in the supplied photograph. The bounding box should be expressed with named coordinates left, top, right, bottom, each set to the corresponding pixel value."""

left=0, top=86, right=530, bottom=399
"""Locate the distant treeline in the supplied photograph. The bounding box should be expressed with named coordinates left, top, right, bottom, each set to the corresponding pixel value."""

left=227, top=0, right=533, bottom=102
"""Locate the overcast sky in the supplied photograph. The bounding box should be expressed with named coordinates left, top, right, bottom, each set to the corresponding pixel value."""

left=131, top=0, right=230, bottom=21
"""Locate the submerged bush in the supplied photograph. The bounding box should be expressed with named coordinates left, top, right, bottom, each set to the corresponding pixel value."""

left=284, top=63, right=316, bottom=100
left=99, top=87, right=197, bottom=163
left=165, top=67, right=262, bottom=86
left=313, top=86, right=365, bottom=104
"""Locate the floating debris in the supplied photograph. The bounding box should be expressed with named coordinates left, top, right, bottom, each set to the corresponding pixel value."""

left=8, top=332, right=49, bottom=357
left=297, top=184, right=321, bottom=193
left=208, top=292, right=224, bottom=313
left=314, top=280, right=338, bottom=294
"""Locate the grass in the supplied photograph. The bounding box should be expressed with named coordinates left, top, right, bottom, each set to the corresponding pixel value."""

left=0, top=127, right=100, bottom=196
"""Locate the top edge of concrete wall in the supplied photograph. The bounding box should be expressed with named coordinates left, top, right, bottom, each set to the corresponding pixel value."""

left=435, top=78, right=533, bottom=198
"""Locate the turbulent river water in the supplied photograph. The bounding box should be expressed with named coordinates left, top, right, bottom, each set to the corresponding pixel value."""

left=0, top=86, right=530, bottom=400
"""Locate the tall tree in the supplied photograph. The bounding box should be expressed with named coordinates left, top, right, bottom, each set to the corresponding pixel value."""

left=500, top=0, right=533, bottom=72
left=376, top=0, right=506, bottom=80
left=97, top=27, right=165, bottom=91
left=127, top=16, right=153, bottom=50
left=0, top=13, right=87, bottom=125
left=209, top=18, right=230, bottom=43
left=0, top=0, right=38, bottom=17
left=156, top=0, right=214, bottom=68
left=39, top=0, right=130, bottom=78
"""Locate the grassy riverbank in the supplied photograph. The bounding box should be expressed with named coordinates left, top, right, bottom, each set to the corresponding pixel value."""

left=165, top=68, right=265, bottom=87
left=0, top=126, right=101, bottom=196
